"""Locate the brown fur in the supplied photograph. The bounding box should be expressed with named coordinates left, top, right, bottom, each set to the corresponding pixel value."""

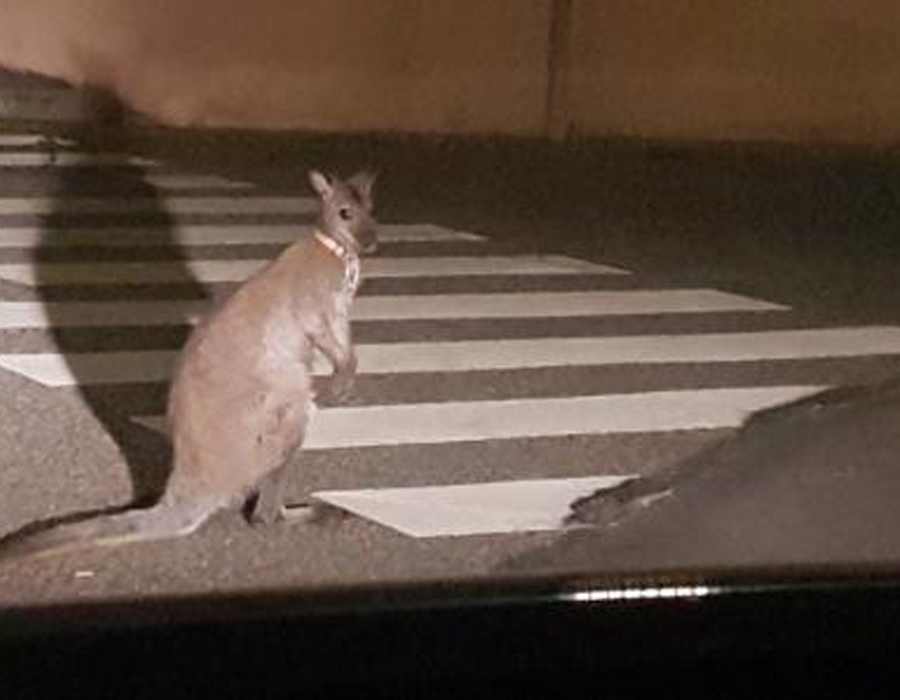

left=0, top=170, right=377, bottom=562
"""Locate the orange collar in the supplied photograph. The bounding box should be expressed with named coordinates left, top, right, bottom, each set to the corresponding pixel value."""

left=314, top=230, right=352, bottom=261
left=314, top=229, right=360, bottom=291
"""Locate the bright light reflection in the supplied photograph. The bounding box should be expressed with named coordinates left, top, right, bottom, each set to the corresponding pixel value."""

left=564, top=585, right=718, bottom=603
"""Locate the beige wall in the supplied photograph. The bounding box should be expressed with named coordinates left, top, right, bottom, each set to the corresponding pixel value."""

left=3, top=0, right=900, bottom=142
left=0, top=0, right=552, bottom=134
left=565, top=0, right=900, bottom=142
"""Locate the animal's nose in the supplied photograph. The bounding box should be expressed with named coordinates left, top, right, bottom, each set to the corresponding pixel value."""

left=362, top=228, right=379, bottom=254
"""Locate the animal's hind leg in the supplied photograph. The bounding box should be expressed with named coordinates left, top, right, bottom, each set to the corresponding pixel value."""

left=246, top=466, right=290, bottom=526
left=244, top=394, right=310, bottom=526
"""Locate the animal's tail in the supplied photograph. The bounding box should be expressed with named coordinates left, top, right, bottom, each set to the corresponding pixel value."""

left=0, top=502, right=208, bottom=563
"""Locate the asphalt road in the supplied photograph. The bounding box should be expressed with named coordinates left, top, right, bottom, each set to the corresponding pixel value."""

left=1, top=123, right=900, bottom=606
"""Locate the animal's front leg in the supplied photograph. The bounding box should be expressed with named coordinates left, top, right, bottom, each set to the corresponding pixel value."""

left=311, top=313, right=357, bottom=403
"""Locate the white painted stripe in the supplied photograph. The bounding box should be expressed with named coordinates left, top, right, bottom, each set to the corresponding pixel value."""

left=143, top=174, right=253, bottom=190
left=0, top=351, right=176, bottom=386
left=342, top=326, right=900, bottom=373
left=0, top=222, right=481, bottom=249
left=378, top=223, right=485, bottom=242
left=0, top=225, right=303, bottom=249
left=0, top=135, right=74, bottom=148
left=0, top=153, right=155, bottom=167
left=312, top=475, right=636, bottom=537
left=0, top=302, right=207, bottom=330
left=133, top=386, right=826, bottom=448
left=352, top=289, right=776, bottom=320
left=0, top=290, right=785, bottom=331
left=0, top=223, right=483, bottom=249
left=0, top=255, right=624, bottom=286
left=4, top=326, right=897, bottom=385
left=0, top=195, right=314, bottom=216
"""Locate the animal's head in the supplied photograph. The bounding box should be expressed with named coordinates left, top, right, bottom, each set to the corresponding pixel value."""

left=309, top=170, right=378, bottom=255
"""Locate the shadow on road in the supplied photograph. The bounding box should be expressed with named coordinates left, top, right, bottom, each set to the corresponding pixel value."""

left=35, top=104, right=206, bottom=507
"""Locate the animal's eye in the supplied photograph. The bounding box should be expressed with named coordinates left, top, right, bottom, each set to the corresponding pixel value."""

left=339, top=206, right=353, bottom=221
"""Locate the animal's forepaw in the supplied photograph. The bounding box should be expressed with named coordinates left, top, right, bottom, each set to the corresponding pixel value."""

left=322, top=374, right=355, bottom=404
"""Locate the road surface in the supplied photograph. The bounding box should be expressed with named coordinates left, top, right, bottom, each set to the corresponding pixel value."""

left=1, top=127, right=899, bottom=605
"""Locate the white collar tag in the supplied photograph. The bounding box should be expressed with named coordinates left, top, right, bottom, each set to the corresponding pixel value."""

left=315, top=230, right=360, bottom=293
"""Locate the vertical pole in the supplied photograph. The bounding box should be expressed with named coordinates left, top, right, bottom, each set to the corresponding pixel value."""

left=546, top=0, right=573, bottom=140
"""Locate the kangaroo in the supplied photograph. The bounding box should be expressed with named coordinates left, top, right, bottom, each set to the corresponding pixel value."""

left=0, top=170, right=377, bottom=562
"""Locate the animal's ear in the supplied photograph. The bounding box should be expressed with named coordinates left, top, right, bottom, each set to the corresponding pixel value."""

left=347, top=170, right=376, bottom=208
left=309, top=170, right=333, bottom=198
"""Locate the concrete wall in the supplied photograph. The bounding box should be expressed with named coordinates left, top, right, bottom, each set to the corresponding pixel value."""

left=0, top=0, right=552, bottom=134
left=2, top=0, right=900, bottom=142
left=565, top=0, right=900, bottom=142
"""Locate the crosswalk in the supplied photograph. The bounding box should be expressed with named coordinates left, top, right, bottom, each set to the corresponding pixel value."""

left=0, top=194, right=316, bottom=216
left=2, top=131, right=900, bottom=539
left=0, top=255, right=624, bottom=286
left=0, top=152, right=155, bottom=167
left=0, top=135, right=73, bottom=148
left=0, top=291, right=786, bottom=330
left=0, top=222, right=483, bottom=248
left=7, top=328, right=900, bottom=385
left=134, top=386, right=826, bottom=449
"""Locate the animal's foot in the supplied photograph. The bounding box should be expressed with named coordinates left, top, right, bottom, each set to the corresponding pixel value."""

left=247, top=506, right=283, bottom=527
left=245, top=493, right=285, bottom=527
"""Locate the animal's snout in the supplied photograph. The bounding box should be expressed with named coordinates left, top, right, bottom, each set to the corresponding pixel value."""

left=359, top=225, right=379, bottom=255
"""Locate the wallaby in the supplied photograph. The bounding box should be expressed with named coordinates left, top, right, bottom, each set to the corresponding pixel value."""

left=0, top=170, right=377, bottom=562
